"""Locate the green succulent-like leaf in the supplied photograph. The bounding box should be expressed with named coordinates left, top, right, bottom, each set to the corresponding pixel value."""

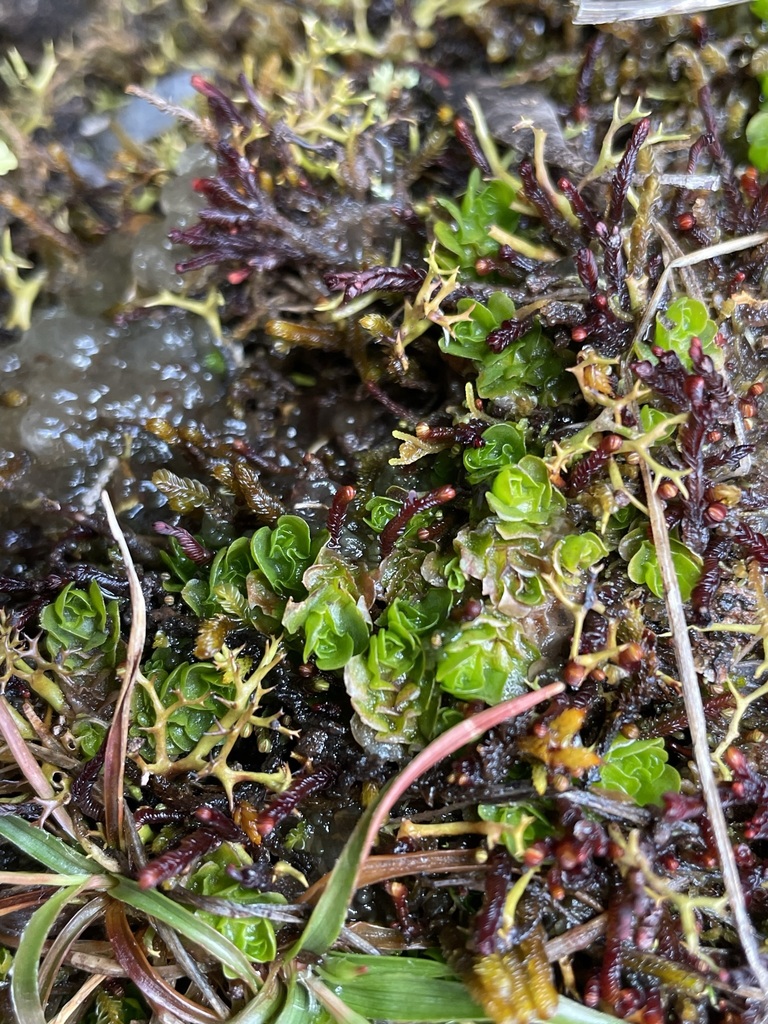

left=210, top=536, right=256, bottom=595
left=71, top=718, right=108, bottom=759
left=637, top=296, right=720, bottom=369
left=487, top=455, right=567, bottom=530
left=382, top=590, right=452, bottom=638
left=436, top=613, right=538, bottom=704
left=187, top=849, right=283, bottom=966
left=597, top=736, right=681, bottom=806
left=434, top=169, right=519, bottom=274
left=551, top=532, right=609, bottom=580
left=747, top=84, right=768, bottom=172
left=344, top=592, right=450, bottom=743
left=40, top=582, right=121, bottom=673
left=456, top=520, right=546, bottom=615
left=476, top=328, right=574, bottom=405
left=251, top=515, right=324, bottom=599
left=364, top=496, right=402, bottom=533
left=627, top=538, right=702, bottom=602
left=638, top=405, right=680, bottom=443
left=282, top=549, right=370, bottom=671
left=463, top=423, right=526, bottom=484
left=135, top=654, right=231, bottom=760
left=439, top=291, right=517, bottom=363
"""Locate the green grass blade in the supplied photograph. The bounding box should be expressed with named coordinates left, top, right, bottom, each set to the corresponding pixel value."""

left=304, top=975, right=371, bottom=1024
left=110, top=878, right=261, bottom=992
left=272, top=974, right=322, bottom=1024
left=318, top=955, right=484, bottom=1022
left=227, top=974, right=286, bottom=1024
left=0, top=816, right=103, bottom=875
left=11, top=883, right=86, bottom=1024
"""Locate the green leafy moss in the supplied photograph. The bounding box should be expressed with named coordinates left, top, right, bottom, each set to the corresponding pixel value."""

left=40, top=582, right=121, bottom=674
left=282, top=549, right=370, bottom=670
left=463, top=423, right=526, bottom=484
left=551, top=532, right=609, bottom=581
left=135, top=653, right=230, bottom=760
left=251, top=515, right=326, bottom=599
left=456, top=520, right=546, bottom=612
left=435, top=613, right=538, bottom=704
left=434, top=169, right=519, bottom=274
left=477, top=802, right=553, bottom=858
left=486, top=455, right=567, bottom=531
left=187, top=848, right=283, bottom=965
left=345, top=590, right=451, bottom=743
left=439, top=294, right=573, bottom=410
left=651, top=297, right=719, bottom=369
left=627, top=538, right=702, bottom=602
left=440, top=292, right=517, bottom=363
left=597, top=736, right=681, bottom=806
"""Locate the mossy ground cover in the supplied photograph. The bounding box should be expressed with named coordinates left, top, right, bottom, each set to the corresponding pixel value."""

left=2, top=2, right=768, bottom=1022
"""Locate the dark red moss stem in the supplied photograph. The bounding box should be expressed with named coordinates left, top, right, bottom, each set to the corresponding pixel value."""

left=256, top=764, right=336, bottom=837
left=380, top=485, right=457, bottom=558
left=327, top=485, right=356, bottom=547
left=154, top=521, right=213, bottom=564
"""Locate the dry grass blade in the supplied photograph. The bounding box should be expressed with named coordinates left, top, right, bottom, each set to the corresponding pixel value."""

left=101, top=490, right=147, bottom=849
left=0, top=697, right=75, bottom=838
left=641, top=460, right=768, bottom=996
left=300, top=848, right=487, bottom=904
left=634, top=231, right=768, bottom=344
left=47, top=975, right=107, bottom=1024
left=39, top=897, right=108, bottom=1005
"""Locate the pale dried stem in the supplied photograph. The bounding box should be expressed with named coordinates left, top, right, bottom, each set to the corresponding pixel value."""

left=641, top=459, right=768, bottom=996
left=101, top=490, right=147, bottom=848
left=634, top=231, right=768, bottom=344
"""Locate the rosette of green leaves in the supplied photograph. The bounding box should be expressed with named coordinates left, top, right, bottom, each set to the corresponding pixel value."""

left=434, top=169, right=519, bottom=274
left=634, top=296, right=719, bottom=369
left=440, top=292, right=516, bottom=363
left=486, top=455, right=567, bottom=538
left=476, top=324, right=574, bottom=408
left=179, top=536, right=255, bottom=619
left=456, top=521, right=546, bottom=614
left=135, top=650, right=232, bottom=761
left=463, top=423, right=525, bottom=485
left=551, top=532, right=609, bottom=583
left=187, top=847, right=283, bottom=966
left=627, top=537, right=702, bottom=602
left=365, top=496, right=445, bottom=552
left=40, top=581, right=121, bottom=675
left=345, top=590, right=451, bottom=743
left=436, top=612, right=538, bottom=704
left=439, top=294, right=573, bottom=410
left=251, top=515, right=326, bottom=599
left=597, top=736, right=681, bottom=806
left=282, top=549, right=370, bottom=671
